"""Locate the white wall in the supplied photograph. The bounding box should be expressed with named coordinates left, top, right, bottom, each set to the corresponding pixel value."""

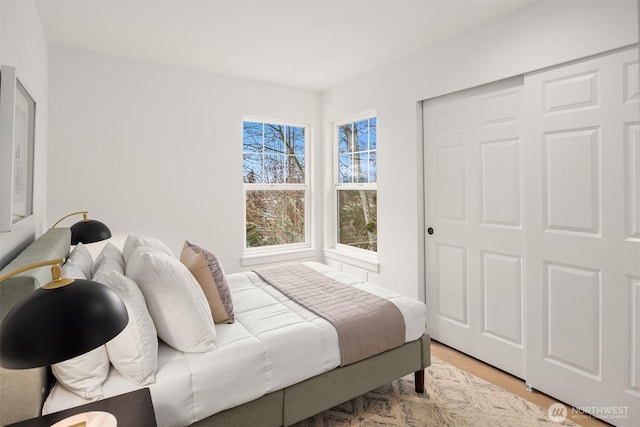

left=41, top=0, right=639, bottom=297
left=47, top=46, right=322, bottom=272
left=321, top=0, right=638, bottom=299
left=0, top=0, right=48, bottom=268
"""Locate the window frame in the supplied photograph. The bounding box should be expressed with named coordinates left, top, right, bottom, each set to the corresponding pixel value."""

left=330, top=111, right=379, bottom=266
left=242, top=117, right=313, bottom=261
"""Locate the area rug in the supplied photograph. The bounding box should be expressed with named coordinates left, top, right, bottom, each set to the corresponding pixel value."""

left=293, top=357, right=576, bottom=427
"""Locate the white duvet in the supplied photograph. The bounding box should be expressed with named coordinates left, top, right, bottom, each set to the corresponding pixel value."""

left=43, top=262, right=427, bottom=427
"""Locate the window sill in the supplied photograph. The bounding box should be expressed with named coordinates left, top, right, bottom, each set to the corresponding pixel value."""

left=324, top=248, right=379, bottom=273
left=241, top=247, right=317, bottom=267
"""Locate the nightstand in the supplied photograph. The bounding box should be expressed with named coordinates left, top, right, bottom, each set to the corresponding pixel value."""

left=7, top=388, right=157, bottom=427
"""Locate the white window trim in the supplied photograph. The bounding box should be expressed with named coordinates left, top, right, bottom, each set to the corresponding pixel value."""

left=242, top=117, right=313, bottom=261
left=324, top=247, right=379, bottom=273
left=243, top=247, right=318, bottom=267
left=330, top=111, right=378, bottom=265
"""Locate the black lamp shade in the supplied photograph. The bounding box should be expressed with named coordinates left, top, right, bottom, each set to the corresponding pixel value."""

left=70, top=220, right=112, bottom=245
left=0, top=280, right=128, bottom=369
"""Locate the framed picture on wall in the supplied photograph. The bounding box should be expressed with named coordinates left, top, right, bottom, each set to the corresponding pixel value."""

left=0, top=65, right=36, bottom=232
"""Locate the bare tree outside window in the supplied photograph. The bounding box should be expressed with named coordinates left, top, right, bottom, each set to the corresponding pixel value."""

left=337, top=117, right=377, bottom=252
left=243, top=121, right=307, bottom=249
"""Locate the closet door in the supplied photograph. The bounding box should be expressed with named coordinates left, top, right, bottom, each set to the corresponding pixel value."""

left=424, top=77, right=525, bottom=378
left=524, top=47, right=640, bottom=426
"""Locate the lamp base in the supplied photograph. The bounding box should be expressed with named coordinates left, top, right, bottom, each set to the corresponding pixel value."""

left=50, top=411, right=116, bottom=427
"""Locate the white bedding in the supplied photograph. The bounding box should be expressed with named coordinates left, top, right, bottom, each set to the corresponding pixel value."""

left=43, top=262, right=427, bottom=427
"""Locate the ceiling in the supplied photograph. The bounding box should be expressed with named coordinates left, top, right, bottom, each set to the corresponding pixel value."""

left=35, top=0, right=538, bottom=91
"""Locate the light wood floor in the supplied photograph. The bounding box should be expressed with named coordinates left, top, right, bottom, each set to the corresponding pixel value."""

left=431, top=340, right=610, bottom=427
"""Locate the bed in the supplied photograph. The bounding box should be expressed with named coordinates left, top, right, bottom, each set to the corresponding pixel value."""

left=0, top=228, right=431, bottom=427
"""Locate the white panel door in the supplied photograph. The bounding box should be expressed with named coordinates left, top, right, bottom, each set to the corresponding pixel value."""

left=424, top=77, right=526, bottom=378
left=524, top=47, right=640, bottom=426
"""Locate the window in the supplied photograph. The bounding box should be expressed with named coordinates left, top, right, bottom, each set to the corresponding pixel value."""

left=335, top=116, right=377, bottom=252
left=243, top=119, right=309, bottom=251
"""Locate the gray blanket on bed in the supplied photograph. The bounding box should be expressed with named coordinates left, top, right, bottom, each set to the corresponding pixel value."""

left=254, top=263, right=406, bottom=366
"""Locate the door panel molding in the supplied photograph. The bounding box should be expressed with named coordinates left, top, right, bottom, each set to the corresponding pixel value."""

left=424, top=46, right=640, bottom=426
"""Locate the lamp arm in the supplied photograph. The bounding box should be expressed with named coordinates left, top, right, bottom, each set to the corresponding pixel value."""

left=51, top=211, right=88, bottom=228
left=0, top=258, right=66, bottom=283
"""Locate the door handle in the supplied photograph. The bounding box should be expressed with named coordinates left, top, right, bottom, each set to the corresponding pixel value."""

left=427, top=227, right=434, bottom=235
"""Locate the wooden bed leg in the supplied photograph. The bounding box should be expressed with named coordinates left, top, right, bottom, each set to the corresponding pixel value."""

left=414, top=369, right=425, bottom=394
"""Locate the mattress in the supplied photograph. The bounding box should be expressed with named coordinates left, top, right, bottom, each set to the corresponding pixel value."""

left=43, top=262, right=427, bottom=427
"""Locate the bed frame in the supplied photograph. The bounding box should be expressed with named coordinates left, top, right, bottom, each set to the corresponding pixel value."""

left=0, top=228, right=431, bottom=427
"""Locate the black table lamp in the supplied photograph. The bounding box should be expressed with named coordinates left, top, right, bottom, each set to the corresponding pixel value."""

left=51, top=211, right=112, bottom=245
left=0, top=259, right=128, bottom=369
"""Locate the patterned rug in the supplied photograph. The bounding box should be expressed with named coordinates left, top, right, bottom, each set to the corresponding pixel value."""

left=293, top=357, right=577, bottom=427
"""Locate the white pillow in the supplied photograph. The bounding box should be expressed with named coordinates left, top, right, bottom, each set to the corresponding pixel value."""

left=125, top=249, right=216, bottom=353
left=122, top=235, right=174, bottom=262
left=51, top=346, right=110, bottom=400
left=54, top=258, right=108, bottom=400
left=93, top=242, right=125, bottom=276
left=101, top=271, right=158, bottom=385
left=93, top=257, right=125, bottom=283
left=67, top=243, right=94, bottom=279
left=62, top=260, right=87, bottom=280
